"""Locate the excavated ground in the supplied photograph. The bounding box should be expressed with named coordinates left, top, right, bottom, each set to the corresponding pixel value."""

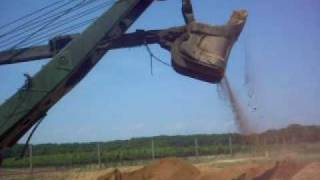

left=97, top=158, right=320, bottom=180
left=2, top=153, right=320, bottom=180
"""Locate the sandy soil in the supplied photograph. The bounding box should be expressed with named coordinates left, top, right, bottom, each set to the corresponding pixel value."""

left=95, top=158, right=319, bottom=180
left=2, top=156, right=320, bottom=180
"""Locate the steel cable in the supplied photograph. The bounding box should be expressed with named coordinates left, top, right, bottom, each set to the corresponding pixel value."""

left=23, top=18, right=98, bottom=47
left=0, top=1, right=112, bottom=47
left=0, top=0, right=67, bottom=31
left=4, top=0, right=90, bottom=60
left=0, top=0, right=79, bottom=39
left=0, top=0, right=111, bottom=47
left=0, top=0, right=113, bottom=48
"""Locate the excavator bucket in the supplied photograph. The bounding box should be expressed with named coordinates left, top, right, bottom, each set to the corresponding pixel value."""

left=171, top=10, right=247, bottom=83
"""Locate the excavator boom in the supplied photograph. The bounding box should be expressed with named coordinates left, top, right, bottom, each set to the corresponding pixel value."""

left=0, top=0, right=154, bottom=149
left=0, top=0, right=247, bottom=154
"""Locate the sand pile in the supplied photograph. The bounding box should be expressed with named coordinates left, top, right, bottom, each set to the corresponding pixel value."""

left=253, top=160, right=307, bottom=180
left=291, top=162, right=320, bottom=180
left=198, top=163, right=272, bottom=180
left=269, top=161, right=306, bottom=180
left=97, top=158, right=319, bottom=180
left=97, top=158, right=200, bottom=180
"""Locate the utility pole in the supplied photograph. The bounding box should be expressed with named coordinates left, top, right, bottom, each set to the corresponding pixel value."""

left=97, top=143, right=101, bottom=168
left=229, top=135, right=233, bottom=156
left=151, top=139, right=155, bottom=160
left=194, top=138, right=199, bottom=158
left=29, top=144, right=33, bottom=173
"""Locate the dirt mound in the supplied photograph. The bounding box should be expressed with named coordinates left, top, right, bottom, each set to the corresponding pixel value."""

left=198, top=163, right=273, bottom=180
left=97, top=158, right=317, bottom=180
left=97, top=158, right=200, bottom=180
left=254, top=160, right=307, bottom=180
left=291, top=162, right=320, bottom=180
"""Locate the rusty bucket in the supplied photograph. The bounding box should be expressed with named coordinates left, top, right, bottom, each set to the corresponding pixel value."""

left=171, top=10, right=247, bottom=83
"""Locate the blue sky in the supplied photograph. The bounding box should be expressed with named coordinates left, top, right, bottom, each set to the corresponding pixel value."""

left=0, top=0, right=319, bottom=143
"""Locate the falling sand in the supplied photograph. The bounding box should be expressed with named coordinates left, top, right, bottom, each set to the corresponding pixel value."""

left=218, top=77, right=253, bottom=134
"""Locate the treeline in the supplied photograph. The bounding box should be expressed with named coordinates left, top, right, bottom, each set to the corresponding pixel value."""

left=2, top=124, right=320, bottom=168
